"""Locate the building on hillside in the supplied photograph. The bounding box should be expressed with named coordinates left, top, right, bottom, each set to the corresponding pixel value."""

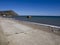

left=0, top=10, right=18, bottom=17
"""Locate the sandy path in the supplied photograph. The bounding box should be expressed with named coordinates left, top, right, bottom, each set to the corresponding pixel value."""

left=0, top=18, right=60, bottom=45
left=0, top=23, right=8, bottom=45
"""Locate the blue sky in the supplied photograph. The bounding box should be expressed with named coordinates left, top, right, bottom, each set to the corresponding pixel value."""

left=0, top=0, right=60, bottom=16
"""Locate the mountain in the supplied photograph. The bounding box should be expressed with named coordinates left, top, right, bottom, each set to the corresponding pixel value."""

left=0, top=10, right=19, bottom=17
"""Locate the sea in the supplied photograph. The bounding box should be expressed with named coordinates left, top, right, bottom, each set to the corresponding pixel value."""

left=5, top=16, right=60, bottom=27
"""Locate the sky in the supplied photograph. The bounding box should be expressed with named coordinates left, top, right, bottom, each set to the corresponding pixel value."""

left=0, top=0, right=60, bottom=16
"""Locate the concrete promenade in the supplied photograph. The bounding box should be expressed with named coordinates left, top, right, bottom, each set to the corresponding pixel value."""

left=0, top=17, right=60, bottom=45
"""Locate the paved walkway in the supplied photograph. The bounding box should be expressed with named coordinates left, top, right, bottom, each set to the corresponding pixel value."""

left=0, top=18, right=60, bottom=45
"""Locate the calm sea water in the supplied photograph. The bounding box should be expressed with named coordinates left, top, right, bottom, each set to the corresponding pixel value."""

left=7, top=16, right=60, bottom=26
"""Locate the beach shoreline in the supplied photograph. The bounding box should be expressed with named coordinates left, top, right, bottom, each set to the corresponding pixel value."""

left=1, top=17, right=60, bottom=35
left=0, top=17, right=60, bottom=45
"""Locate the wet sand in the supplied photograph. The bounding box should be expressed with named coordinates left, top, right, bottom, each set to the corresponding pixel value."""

left=0, top=17, right=60, bottom=45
